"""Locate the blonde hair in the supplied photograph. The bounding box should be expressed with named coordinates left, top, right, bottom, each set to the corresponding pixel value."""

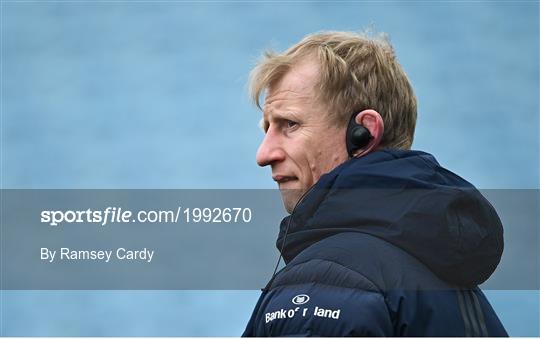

left=249, top=31, right=417, bottom=150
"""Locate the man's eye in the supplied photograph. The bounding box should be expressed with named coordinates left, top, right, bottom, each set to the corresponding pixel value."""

left=286, top=120, right=298, bottom=129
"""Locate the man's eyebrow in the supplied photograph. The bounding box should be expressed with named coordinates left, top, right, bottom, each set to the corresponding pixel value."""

left=272, top=110, right=302, bottom=122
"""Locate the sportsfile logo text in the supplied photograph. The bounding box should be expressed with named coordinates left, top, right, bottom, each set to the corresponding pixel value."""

left=40, top=206, right=252, bottom=226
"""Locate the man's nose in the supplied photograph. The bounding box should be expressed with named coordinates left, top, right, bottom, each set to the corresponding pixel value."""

left=256, top=130, right=286, bottom=167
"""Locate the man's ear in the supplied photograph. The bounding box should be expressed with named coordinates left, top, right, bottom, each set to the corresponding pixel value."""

left=352, top=109, right=384, bottom=157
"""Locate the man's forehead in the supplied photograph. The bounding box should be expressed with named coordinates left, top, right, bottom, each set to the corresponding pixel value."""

left=261, top=88, right=312, bottom=123
left=263, top=63, right=320, bottom=116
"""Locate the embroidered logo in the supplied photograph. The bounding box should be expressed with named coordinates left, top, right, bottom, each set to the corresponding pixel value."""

left=292, top=294, right=310, bottom=305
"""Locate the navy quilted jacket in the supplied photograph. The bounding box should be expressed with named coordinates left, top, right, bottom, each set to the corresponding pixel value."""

left=243, top=150, right=508, bottom=337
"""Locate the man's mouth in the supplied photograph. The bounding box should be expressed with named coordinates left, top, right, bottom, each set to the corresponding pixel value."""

left=272, top=175, right=298, bottom=184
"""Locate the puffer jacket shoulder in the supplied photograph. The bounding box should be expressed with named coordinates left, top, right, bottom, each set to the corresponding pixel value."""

left=244, top=232, right=507, bottom=336
left=243, top=150, right=508, bottom=337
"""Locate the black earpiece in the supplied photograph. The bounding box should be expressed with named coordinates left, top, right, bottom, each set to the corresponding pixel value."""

left=346, top=112, right=373, bottom=157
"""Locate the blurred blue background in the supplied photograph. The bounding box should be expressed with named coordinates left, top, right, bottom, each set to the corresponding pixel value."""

left=1, top=1, right=538, bottom=336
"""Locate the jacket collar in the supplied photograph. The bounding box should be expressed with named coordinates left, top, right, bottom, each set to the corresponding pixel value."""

left=276, top=149, right=504, bottom=287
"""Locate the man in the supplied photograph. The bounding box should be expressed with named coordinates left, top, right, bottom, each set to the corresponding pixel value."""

left=242, top=31, right=508, bottom=336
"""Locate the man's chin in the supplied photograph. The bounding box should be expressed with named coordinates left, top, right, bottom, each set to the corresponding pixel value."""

left=279, top=188, right=305, bottom=214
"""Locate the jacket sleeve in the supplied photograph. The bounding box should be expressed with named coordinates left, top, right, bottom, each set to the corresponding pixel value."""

left=243, top=282, right=394, bottom=337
